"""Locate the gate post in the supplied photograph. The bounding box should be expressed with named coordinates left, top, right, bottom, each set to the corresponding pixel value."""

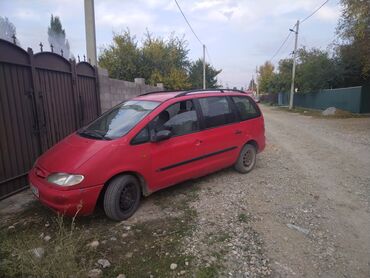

left=27, top=47, right=44, bottom=154
left=94, top=66, right=101, bottom=116
left=71, top=59, right=82, bottom=127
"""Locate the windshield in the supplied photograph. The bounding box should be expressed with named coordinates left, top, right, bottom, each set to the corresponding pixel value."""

left=78, top=100, right=159, bottom=140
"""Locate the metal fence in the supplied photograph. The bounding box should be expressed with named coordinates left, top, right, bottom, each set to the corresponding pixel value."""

left=0, top=39, right=101, bottom=199
left=275, top=86, right=370, bottom=113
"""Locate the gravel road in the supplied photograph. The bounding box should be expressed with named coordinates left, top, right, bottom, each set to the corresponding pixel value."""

left=1, top=105, right=369, bottom=277
left=182, top=105, right=370, bottom=277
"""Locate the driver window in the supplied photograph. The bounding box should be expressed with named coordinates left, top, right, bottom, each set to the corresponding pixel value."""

left=152, top=100, right=199, bottom=136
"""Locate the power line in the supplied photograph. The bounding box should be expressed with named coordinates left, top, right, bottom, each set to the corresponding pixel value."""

left=301, top=0, right=330, bottom=24
left=269, top=31, right=292, bottom=62
left=174, top=0, right=203, bottom=46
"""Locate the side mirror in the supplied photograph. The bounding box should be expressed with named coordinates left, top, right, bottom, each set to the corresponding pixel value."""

left=152, top=130, right=172, bottom=142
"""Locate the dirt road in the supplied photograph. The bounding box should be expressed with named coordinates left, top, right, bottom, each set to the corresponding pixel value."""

left=1, top=105, right=369, bottom=278
left=181, top=105, right=370, bottom=277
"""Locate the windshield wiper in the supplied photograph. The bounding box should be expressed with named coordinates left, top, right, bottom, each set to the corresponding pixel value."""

left=78, top=129, right=112, bottom=140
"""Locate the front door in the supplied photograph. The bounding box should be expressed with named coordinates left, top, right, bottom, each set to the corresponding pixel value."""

left=149, top=99, right=203, bottom=189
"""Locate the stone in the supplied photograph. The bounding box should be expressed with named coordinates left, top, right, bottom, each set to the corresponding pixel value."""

left=97, top=259, right=111, bottom=268
left=44, top=235, right=51, bottom=242
left=88, top=240, right=99, bottom=248
left=88, top=269, right=102, bottom=278
left=287, top=223, right=310, bottom=235
left=170, top=263, right=178, bottom=270
left=116, top=274, right=126, bottom=278
left=322, top=107, right=336, bottom=116
left=31, top=247, right=45, bottom=259
left=125, top=252, right=133, bottom=258
left=7, top=225, right=15, bottom=230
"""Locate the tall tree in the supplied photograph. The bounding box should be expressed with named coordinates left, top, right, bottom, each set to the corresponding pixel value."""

left=99, top=30, right=219, bottom=90
left=337, top=0, right=370, bottom=79
left=248, top=78, right=256, bottom=91
left=48, top=15, right=71, bottom=58
left=295, top=48, right=337, bottom=92
left=99, top=30, right=140, bottom=81
left=0, top=17, right=19, bottom=45
left=258, top=61, right=275, bottom=93
left=188, top=59, right=221, bottom=89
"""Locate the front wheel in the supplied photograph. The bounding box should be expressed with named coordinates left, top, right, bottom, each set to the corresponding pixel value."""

left=103, top=175, right=141, bottom=221
left=234, top=144, right=257, bottom=174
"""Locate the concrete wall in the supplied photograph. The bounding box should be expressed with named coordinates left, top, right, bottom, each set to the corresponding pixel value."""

left=98, top=68, right=163, bottom=112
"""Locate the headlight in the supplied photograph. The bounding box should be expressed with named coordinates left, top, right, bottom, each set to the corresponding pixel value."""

left=47, top=173, right=84, bottom=186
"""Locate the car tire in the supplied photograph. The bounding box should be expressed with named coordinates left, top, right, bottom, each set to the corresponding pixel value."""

left=234, top=144, right=257, bottom=174
left=103, top=175, right=141, bottom=221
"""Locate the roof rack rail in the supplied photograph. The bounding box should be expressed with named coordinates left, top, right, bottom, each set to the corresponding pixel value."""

left=175, top=88, right=247, bottom=98
left=139, top=89, right=183, bottom=96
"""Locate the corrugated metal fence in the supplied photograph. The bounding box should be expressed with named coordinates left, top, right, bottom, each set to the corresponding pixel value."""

left=276, top=86, right=370, bottom=113
left=0, top=39, right=101, bottom=199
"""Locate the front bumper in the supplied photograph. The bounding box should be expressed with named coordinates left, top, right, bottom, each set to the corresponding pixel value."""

left=28, top=168, right=103, bottom=217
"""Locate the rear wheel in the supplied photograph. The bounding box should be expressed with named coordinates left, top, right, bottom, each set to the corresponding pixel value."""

left=103, top=175, right=141, bottom=221
left=234, top=144, right=257, bottom=173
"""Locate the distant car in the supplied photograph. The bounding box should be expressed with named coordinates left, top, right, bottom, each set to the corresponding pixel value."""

left=29, top=89, right=266, bottom=221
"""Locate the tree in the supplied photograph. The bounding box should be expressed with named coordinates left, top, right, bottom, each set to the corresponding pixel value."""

left=99, top=30, right=220, bottom=90
left=99, top=30, right=140, bottom=81
left=337, top=0, right=370, bottom=79
left=188, top=59, right=221, bottom=89
left=248, top=79, right=256, bottom=91
left=48, top=15, right=71, bottom=58
left=258, top=62, right=275, bottom=93
left=140, top=31, right=191, bottom=88
left=0, top=17, right=19, bottom=45
left=295, top=48, right=337, bottom=92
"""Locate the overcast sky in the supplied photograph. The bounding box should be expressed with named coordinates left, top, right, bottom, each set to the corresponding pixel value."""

left=1, top=0, right=341, bottom=88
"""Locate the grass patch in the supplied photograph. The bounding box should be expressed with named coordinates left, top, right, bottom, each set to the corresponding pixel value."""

left=238, top=213, right=251, bottom=223
left=196, top=263, right=221, bottom=278
left=0, top=214, right=96, bottom=278
left=0, top=181, right=200, bottom=278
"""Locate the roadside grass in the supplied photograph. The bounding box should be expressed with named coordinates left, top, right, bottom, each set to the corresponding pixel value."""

left=0, top=181, right=200, bottom=278
left=238, top=212, right=251, bottom=223
left=276, top=106, right=369, bottom=118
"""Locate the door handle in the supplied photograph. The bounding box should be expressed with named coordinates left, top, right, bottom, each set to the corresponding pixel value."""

left=235, top=130, right=242, bottom=135
left=195, top=139, right=203, bottom=146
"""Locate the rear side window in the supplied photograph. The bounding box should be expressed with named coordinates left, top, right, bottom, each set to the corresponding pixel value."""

left=232, top=97, right=260, bottom=121
left=198, top=97, right=235, bottom=128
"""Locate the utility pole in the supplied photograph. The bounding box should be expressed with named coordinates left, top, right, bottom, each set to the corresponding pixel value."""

left=203, top=44, right=206, bottom=89
left=84, top=0, right=97, bottom=65
left=289, top=20, right=299, bottom=110
left=256, top=66, right=259, bottom=97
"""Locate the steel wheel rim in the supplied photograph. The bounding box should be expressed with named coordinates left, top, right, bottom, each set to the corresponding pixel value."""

left=119, top=183, right=137, bottom=211
left=242, top=149, right=254, bottom=168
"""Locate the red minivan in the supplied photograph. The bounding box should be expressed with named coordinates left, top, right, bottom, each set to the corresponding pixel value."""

left=29, top=89, right=265, bottom=220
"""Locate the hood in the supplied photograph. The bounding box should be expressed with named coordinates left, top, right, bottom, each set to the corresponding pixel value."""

left=37, top=133, right=111, bottom=173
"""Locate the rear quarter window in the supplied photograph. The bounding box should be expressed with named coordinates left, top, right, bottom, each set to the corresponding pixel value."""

left=232, top=96, right=260, bottom=121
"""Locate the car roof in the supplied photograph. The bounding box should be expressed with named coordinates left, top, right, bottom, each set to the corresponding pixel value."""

left=133, top=89, right=250, bottom=103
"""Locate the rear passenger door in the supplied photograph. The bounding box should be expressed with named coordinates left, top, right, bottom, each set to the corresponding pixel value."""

left=194, top=96, right=242, bottom=175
